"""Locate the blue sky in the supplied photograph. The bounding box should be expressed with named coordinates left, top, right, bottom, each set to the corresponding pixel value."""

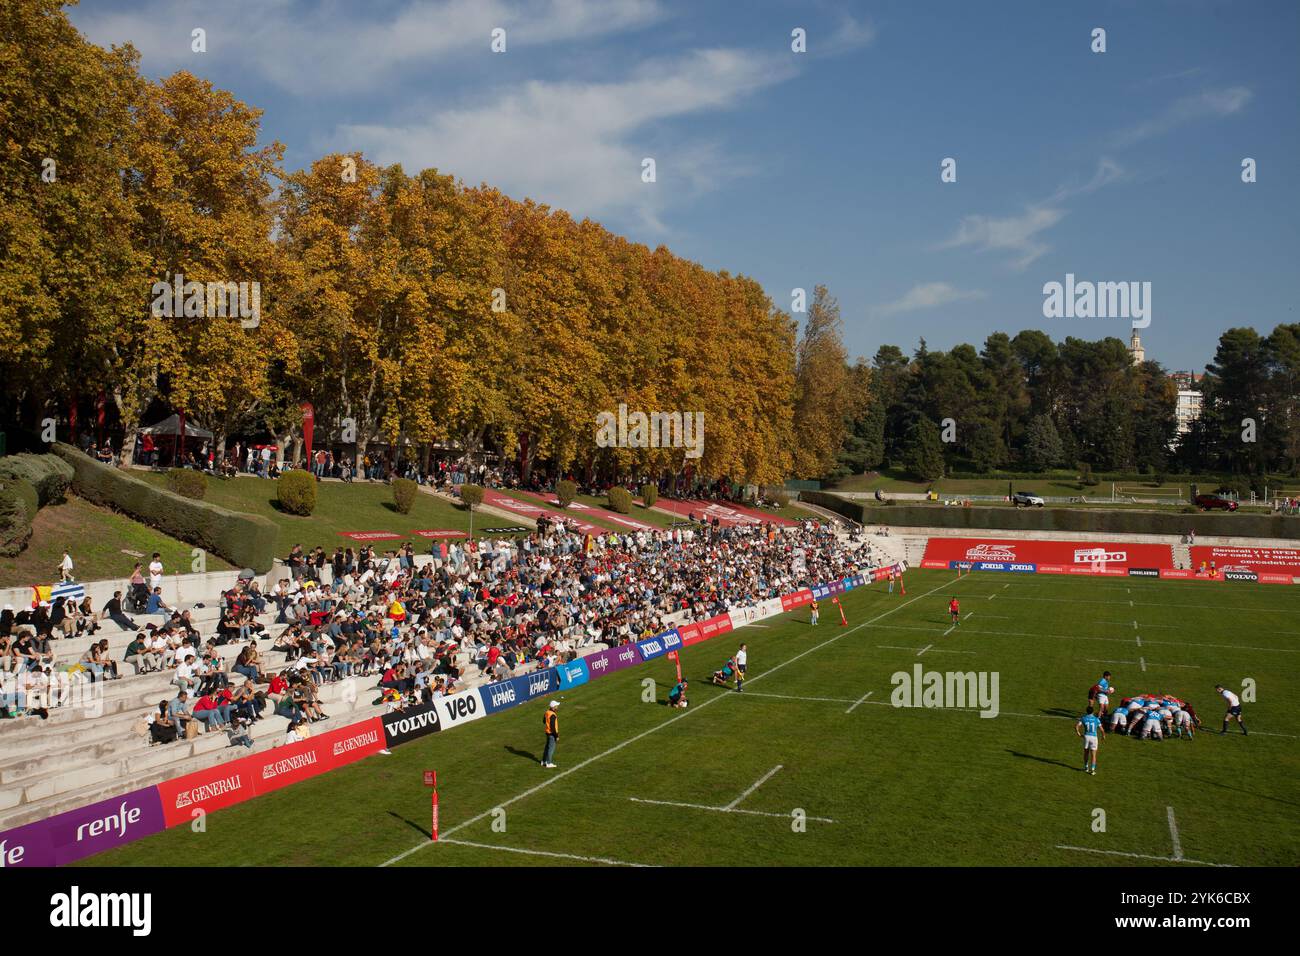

left=71, top=0, right=1299, bottom=373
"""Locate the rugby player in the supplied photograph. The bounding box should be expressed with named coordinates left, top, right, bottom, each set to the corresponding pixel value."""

left=711, top=657, right=739, bottom=687
left=667, top=678, right=689, bottom=708
left=1075, top=705, right=1105, bottom=774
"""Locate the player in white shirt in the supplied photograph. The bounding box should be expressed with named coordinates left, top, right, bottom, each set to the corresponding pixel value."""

left=734, top=643, right=748, bottom=693
left=1214, top=684, right=1247, bottom=735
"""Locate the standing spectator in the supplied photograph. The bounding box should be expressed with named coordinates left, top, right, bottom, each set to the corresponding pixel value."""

left=59, top=549, right=74, bottom=582
left=148, top=552, right=164, bottom=590
left=541, top=700, right=560, bottom=768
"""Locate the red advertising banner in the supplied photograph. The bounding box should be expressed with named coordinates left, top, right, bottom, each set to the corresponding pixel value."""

left=340, top=531, right=403, bottom=541
left=781, top=588, right=814, bottom=610
left=301, top=401, right=315, bottom=461
left=922, top=537, right=1174, bottom=569
left=1189, top=545, right=1300, bottom=577
left=158, top=718, right=385, bottom=827
left=158, top=756, right=259, bottom=827
left=677, top=621, right=703, bottom=646
left=697, top=613, right=734, bottom=640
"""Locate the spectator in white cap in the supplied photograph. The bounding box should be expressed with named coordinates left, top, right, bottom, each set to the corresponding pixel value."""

left=541, top=699, right=560, bottom=768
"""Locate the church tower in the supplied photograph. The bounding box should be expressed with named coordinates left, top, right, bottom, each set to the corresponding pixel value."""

left=1128, top=329, right=1145, bottom=364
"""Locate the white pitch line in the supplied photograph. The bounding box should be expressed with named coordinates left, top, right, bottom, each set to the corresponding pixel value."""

left=1167, top=806, right=1184, bottom=861
left=877, top=644, right=975, bottom=655
left=1054, top=845, right=1234, bottom=867
left=380, top=575, right=954, bottom=867
left=628, top=797, right=835, bottom=823
left=963, top=611, right=973, bottom=619
left=744, top=690, right=858, bottom=704
left=1136, top=633, right=1142, bottom=647
left=1139, top=656, right=1147, bottom=672
left=918, top=643, right=935, bottom=655
left=724, top=764, right=782, bottom=810
left=845, top=690, right=875, bottom=714
left=438, top=837, right=655, bottom=868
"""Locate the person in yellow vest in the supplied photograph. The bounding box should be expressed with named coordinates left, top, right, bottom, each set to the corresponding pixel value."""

left=541, top=700, right=560, bottom=768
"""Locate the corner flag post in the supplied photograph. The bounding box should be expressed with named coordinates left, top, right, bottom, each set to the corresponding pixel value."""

left=424, top=770, right=439, bottom=841
left=832, top=596, right=847, bottom=626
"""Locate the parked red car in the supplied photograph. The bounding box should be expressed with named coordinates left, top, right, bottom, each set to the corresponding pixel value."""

left=1194, top=494, right=1239, bottom=512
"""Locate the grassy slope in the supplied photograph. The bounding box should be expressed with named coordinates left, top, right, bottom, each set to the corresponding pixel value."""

left=0, top=495, right=234, bottom=588
left=135, top=473, right=523, bottom=557
left=80, top=569, right=1299, bottom=867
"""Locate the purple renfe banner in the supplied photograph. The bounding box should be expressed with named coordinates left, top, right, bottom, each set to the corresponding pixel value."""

left=582, top=643, right=641, bottom=681
left=0, top=786, right=165, bottom=867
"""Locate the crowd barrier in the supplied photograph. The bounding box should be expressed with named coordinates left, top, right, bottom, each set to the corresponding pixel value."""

left=0, top=563, right=905, bottom=867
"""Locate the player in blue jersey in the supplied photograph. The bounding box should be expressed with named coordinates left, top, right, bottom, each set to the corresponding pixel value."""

left=1075, top=705, right=1105, bottom=774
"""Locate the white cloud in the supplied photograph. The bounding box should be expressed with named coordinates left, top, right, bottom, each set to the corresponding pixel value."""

left=938, top=205, right=1066, bottom=271
left=875, top=282, right=987, bottom=316
left=72, top=0, right=667, bottom=95
left=1112, top=85, right=1253, bottom=148
left=335, top=47, right=799, bottom=229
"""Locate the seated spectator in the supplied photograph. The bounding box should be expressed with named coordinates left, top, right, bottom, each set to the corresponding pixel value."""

left=192, top=690, right=232, bottom=730
left=167, top=691, right=197, bottom=737
left=102, top=591, right=139, bottom=631
left=146, top=700, right=178, bottom=744
left=123, top=634, right=162, bottom=675
left=173, top=652, right=202, bottom=695
left=145, top=587, right=173, bottom=617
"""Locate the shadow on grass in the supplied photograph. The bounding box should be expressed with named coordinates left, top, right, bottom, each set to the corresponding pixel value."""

left=387, top=810, right=431, bottom=841
left=1040, top=708, right=1078, bottom=719
left=1180, top=773, right=1300, bottom=809
left=505, top=745, right=539, bottom=763
left=1006, top=749, right=1078, bottom=772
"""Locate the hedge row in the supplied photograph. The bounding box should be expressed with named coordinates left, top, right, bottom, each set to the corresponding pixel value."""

left=51, top=443, right=279, bottom=572
left=0, top=480, right=35, bottom=557
left=801, top=492, right=1300, bottom=540
left=0, top=453, right=74, bottom=507
left=165, top=468, right=208, bottom=500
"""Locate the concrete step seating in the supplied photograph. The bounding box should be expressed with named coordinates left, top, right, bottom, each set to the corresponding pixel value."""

left=0, top=638, right=516, bottom=831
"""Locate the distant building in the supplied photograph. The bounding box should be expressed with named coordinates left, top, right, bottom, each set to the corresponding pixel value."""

left=1128, top=330, right=1145, bottom=364
left=1170, top=371, right=1204, bottom=435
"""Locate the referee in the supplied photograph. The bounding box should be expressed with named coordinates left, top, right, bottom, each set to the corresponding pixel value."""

left=734, top=643, right=748, bottom=693
left=541, top=700, right=560, bottom=767
left=1215, top=684, right=1248, bottom=736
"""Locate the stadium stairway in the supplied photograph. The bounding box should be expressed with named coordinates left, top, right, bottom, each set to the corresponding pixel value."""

left=1173, top=541, right=1192, bottom=569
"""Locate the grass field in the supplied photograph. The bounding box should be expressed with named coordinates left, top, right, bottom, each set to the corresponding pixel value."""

left=79, top=569, right=1299, bottom=867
